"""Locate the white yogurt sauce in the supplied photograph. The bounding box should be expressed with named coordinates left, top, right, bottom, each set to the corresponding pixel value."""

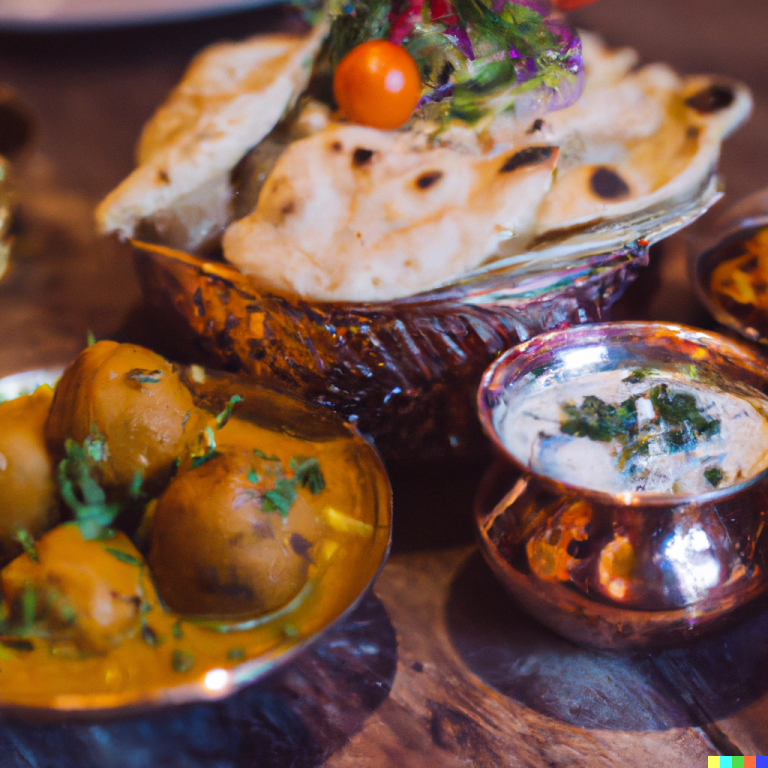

left=494, top=368, right=768, bottom=495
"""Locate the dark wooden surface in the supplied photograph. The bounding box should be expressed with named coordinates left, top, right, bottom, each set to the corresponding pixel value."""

left=0, top=1, right=767, bottom=765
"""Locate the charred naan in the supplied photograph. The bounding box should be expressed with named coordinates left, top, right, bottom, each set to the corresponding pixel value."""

left=96, top=25, right=327, bottom=252
left=224, top=126, right=558, bottom=302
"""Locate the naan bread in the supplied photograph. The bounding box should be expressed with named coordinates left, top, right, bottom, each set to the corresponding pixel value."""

left=96, top=24, right=327, bottom=251
left=223, top=125, right=558, bottom=302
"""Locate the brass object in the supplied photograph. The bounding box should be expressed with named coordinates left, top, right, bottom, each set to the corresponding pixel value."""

left=0, top=366, right=392, bottom=715
left=475, top=321, right=768, bottom=650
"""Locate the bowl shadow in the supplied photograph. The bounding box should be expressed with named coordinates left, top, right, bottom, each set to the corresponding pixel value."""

left=447, top=551, right=768, bottom=732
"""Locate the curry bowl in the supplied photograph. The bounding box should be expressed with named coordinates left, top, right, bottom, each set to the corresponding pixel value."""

left=133, top=166, right=720, bottom=466
left=693, top=185, right=768, bottom=344
left=0, top=363, right=392, bottom=716
left=475, top=321, right=768, bottom=650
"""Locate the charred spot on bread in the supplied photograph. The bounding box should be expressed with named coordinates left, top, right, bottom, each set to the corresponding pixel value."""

left=499, top=146, right=554, bottom=174
left=686, top=84, right=735, bottom=114
left=686, top=126, right=701, bottom=140
left=329, top=141, right=343, bottom=153
left=280, top=200, right=296, bottom=216
left=528, top=119, right=545, bottom=134
left=352, top=148, right=375, bottom=168
left=157, top=169, right=171, bottom=184
left=415, top=170, right=443, bottom=190
left=590, top=167, right=631, bottom=200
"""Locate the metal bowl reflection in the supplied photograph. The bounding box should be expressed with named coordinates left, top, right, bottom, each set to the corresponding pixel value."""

left=475, top=322, right=768, bottom=650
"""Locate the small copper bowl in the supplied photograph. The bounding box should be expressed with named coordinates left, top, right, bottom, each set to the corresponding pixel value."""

left=475, top=321, right=768, bottom=650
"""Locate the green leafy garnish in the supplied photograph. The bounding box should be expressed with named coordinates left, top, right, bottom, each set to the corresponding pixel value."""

left=141, top=624, right=161, bottom=647
left=190, top=427, right=217, bottom=469
left=253, top=449, right=280, bottom=461
left=215, top=395, right=242, bottom=430
left=172, top=649, right=195, bottom=673
left=247, top=470, right=259, bottom=484
left=129, top=471, right=144, bottom=501
left=172, top=621, right=184, bottom=640
left=561, top=396, right=638, bottom=443
left=263, top=478, right=298, bottom=518
left=226, top=648, right=245, bottom=661
left=704, top=466, right=725, bottom=488
left=58, top=435, right=122, bottom=541
left=290, top=457, right=326, bottom=495
left=623, top=368, right=655, bottom=384
left=105, top=548, right=142, bottom=567
left=21, top=586, right=37, bottom=631
left=648, top=384, right=720, bottom=453
left=126, top=369, right=164, bottom=384
left=86, top=330, right=96, bottom=347
left=14, top=530, right=38, bottom=563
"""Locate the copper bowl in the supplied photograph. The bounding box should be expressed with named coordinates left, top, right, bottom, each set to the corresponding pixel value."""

left=134, top=240, right=650, bottom=462
left=475, top=321, right=768, bottom=650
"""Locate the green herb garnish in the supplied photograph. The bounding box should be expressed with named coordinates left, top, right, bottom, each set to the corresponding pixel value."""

left=105, top=548, right=142, bottom=567
left=247, top=470, right=259, bottom=484
left=215, top=395, right=242, bottom=430
left=172, top=621, right=184, bottom=640
left=649, top=384, right=720, bottom=453
left=141, top=624, right=161, bottom=647
left=226, top=648, right=245, bottom=661
left=86, top=330, right=96, bottom=347
left=172, top=649, right=195, bottom=673
left=561, top=396, right=638, bottom=443
left=253, top=449, right=280, bottom=461
left=58, top=435, right=123, bottom=541
left=291, top=457, right=326, bottom=495
left=263, top=478, right=298, bottom=518
left=14, top=530, right=38, bottom=563
left=704, top=466, right=725, bottom=488
left=190, top=427, right=217, bottom=469
left=127, top=369, right=164, bottom=384
left=623, top=368, right=655, bottom=384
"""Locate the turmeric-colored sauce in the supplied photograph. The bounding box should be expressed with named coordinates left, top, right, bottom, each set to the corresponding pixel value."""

left=710, top=227, right=768, bottom=339
left=0, top=346, right=390, bottom=712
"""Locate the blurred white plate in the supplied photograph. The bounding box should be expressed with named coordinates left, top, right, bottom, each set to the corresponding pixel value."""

left=0, top=0, right=275, bottom=30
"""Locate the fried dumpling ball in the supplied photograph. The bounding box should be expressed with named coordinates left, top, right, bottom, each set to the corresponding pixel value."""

left=1, top=524, right=148, bottom=654
left=45, top=341, right=210, bottom=493
left=148, top=445, right=326, bottom=618
left=0, top=387, right=59, bottom=565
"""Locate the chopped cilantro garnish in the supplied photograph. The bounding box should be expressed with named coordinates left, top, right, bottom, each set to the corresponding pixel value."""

left=172, top=649, right=195, bottom=673
left=105, top=548, right=142, bottom=567
left=291, top=457, right=325, bottom=495
left=58, top=435, right=122, bottom=541
left=86, top=330, right=96, bottom=347
left=126, top=369, right=164, bottom=384
left=226, top=648, right=245, bottom=661
left=190, top=427, right=217, bottom=469
left=14, top=530, right=38, bottom=562
left=172, top=621, right=184, bottom=640
left=141, top=624, right=161, bottom=647
left=20, top=586, right=36, bottom=631
left=263, top=478, right=298, bottom=518
left=253, top=449, right=280, bottom=461
left=559, top=382, right=722, bottom=478
left=129, top=471, right=144, bottom=501
left=623, top=368, right=655, bottom=384
left=704, top=467, right=725, bottom=488
left=215, top=395, right=242, bottom=429
left=561, top=396, right=638, bottom=443
left=283, top=624, right=299, bottom=639
left=247, top=470, right=259, bottom=484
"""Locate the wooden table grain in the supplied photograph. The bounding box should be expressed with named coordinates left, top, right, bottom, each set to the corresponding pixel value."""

left=0, top=2, right=766, bottom=765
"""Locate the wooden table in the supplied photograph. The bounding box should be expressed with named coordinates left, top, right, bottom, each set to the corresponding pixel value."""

left=0, top=1, right=766, bottom=764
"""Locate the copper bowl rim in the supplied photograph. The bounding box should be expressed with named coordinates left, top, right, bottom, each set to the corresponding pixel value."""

left=477, top=320, right=768, bottom=508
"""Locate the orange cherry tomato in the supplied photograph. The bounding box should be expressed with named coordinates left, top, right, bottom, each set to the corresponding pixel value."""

left=551, top=0, right=601, bottom=9
left=333, top=40, right=422, bottom=131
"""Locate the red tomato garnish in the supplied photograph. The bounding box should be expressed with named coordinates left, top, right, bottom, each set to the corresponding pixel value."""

left=551, top=0, right=601, bottom=9
left=333, top=40, right=422, bottom=131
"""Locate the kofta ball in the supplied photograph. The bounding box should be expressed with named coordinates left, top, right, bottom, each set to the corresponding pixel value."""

left=148, top=445, right=326, bottom=618
left=0, top=386, right=58, bottom=564
left=46, top=341, right=210, bottom=493
left=1, top=524, right=148, bottom=654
